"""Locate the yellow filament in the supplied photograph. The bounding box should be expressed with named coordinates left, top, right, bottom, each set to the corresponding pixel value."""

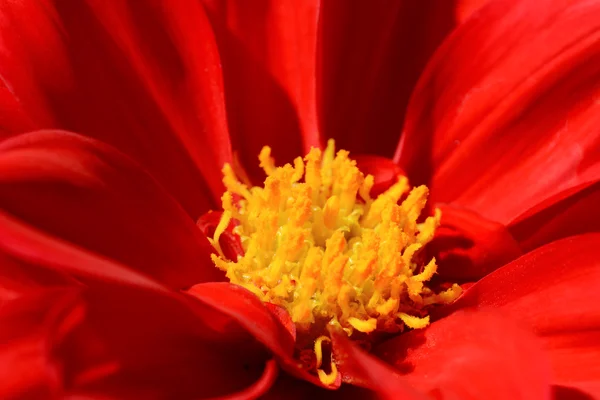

left=398, top=313, right=430, bottom=329
left=208, top=210, right=231, bottom=258
left=314, top=336, right=338, bottom=386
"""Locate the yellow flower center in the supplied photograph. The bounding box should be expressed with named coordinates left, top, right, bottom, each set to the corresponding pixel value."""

left=210, top=140, right=461, bottom=385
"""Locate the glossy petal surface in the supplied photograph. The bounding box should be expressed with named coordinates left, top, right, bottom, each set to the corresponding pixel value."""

left=446, top=234, right=600, bottom=396
left=0, top=131, right=222, bottom=289
left=397, top=0, right=600, bottom=226
left=202, top=0, right=320, bottom=183
left=0, top=234, right=278, bottom=398
left=319, top=1, right=458, bottom=158
left=430, top=204, right=522, bottom=281
left=331, top=333, right=426, bottom=400
left=186, top=282, right=341, bottom=389
left=374, top=311, right=551, bottom=399
left=0, top=0, right=231, bottom=216
left=509, top=180, right=600, bottom=253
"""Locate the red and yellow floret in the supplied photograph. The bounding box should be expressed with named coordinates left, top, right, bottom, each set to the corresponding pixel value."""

left=210, top=140, right=461, bottom=385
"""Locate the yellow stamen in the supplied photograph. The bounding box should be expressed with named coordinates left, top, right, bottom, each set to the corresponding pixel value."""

left=208, top=209, right=231, bottom=258
left=210, top=141, right=462, bottom=385
left=347, top=317, right=378, bottom=333
left=398, top=313, right=430, bottom=329
left=314, top=336, right=338, bottom=386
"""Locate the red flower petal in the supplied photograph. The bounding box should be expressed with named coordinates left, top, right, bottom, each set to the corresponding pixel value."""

left=0, top=79, right=35, bottom=136
left=330, top=333, right=426, bottom=399
left=0, top=210, right=179, bottom=293
left=0, top=0, right=231, bottom=217
left=186, top=283, right=295, bottom=356
left=0, top=218, right=269, bottom=395
left=396, top=0, right=600, bottom=226
left=374, top=311, right=551, bottom=399
left=509, top=180, right=600, bottom=253
left=69, top=285, right=276, bottom=399
left=319, top=1, right=458, bottom=158
left=0, top=289, right=82, bottom=399
left=262, top=372, right=371, bottom=399
left=202, top=0, right=321, bottom=183
left=186, top=282, right=340, bottom=389
left=553, top=385, right=599, bottom=400
left=429, top=204, right=522, bottom=281
left=353, top=155, right=406, bottom=196
left=0, top=249, right=278, bottom=398
left=0, top=250, right=77, bottom=302
left=0, top=131, right=222, bottom=289
left=455, top=0, right=489, bottom=23
left=446, top=234, right=600, bottom=395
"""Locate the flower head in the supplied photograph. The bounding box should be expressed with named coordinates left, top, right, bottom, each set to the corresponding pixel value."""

left=210, top=140, right=462, bottom=384
left=0, top=0, right=599, bottom=399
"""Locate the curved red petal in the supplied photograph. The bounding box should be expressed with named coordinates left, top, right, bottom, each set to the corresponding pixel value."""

left=0, top=80, right=35, bottom=137
left=374, top=310, right=551, bottom=399
left=186, top=282, right=340, bottom=389
left=396, top=0, right=600, bottom=225
left=0, top=143, right=276, bottom=396
left=0, top=0, right=231, bottom=217
left=202, top=0, right=320, bottom=183
left=330, top=333, right=426, bottom=399
left=0, top=250, right=77, bottom=303
left=264, top=303, right=297, bottom=343
left=319, top=1, right=458, bottom=159
left=0, top=253, right=278, bottom=398
left=262, top=372, right=372, bottom=400
left=509, top=180, right=600, bottom=253
left=353, top=155, right=406, bottom=196
left=0, top=210, right=168, bottom=292
left=430, top=204, right=522, bottom=281
left=193, top=359, right=279, bottom=400
left=455, top=0, right=489, bottom=23
left=553, top=385, right=598, bottom=400
left=70, top=288, right=274, bottom=399
left=0, top=289, right=81, bottom=399
left=446, top=234, right=600, bottom=392
left=0, top=131, right=223, bottom=289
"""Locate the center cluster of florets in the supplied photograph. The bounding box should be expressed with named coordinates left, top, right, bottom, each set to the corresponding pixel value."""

left=210, top=140, right=461, bottom=343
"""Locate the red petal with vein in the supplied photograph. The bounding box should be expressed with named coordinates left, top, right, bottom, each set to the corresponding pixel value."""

left=202, top=0, right=320, bottom=183
left=0, top=251, right=77, bottom=302
left=446, top=234, right=600, bottom=396
left=0, top=80, right=35, bottom=136
left=455, top=0, right=489, bottom=23
left=0, top=239, right=277, bottom=398
left=0, top=131, right=222, bottom=289
left=375, top=311, right=551, bottom=399
left=509, top=180, right=600, bottom=253
left=186, top=282, right=340, bottom=389
left=353, top=155, right=406, bottom=197
left=67, top=286, right=275, bottom=399
left=429, top=204, right=521, bottom=281
left=0, top=289, right=81, bottom=399
left=0, top=0, right=231, bottom=217
left=396, top=0, right=600, bottom=226
left=319, top=1, right=458, bottom=158
left=330, top=333, right=426, bottom=400
left=553, top=385, right=597, bottom=400
left=0, top=209, right=171, bottom=293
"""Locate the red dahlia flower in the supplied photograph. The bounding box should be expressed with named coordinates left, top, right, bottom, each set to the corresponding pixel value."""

left=1, top=0, right=599, bottom=399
